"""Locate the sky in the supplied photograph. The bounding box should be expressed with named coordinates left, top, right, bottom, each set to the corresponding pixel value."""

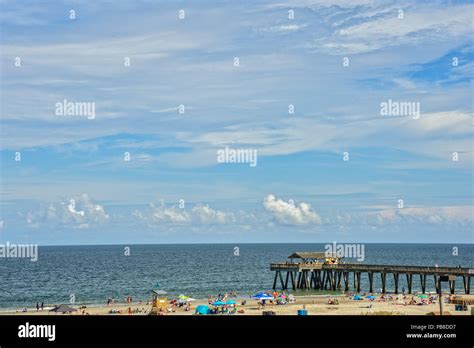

left=0, top=0, right=473, bottom=245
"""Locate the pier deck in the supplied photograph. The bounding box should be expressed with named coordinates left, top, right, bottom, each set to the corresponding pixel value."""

left=270, top=258, right=473, bottom=294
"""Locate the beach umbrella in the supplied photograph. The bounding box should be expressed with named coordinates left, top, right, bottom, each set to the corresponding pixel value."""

left=366, top=295, right=375, bottom=300
left=212, top=301, right=226, bottom=306
left=195, top=305, right=210, bottom=315
left=186, top=298, right=196, bottom=302
left=154, top=290, right=167, bottom=295
left=225, top=300, right=236, bottom=305
left=278, top=294, right=287, bottom=298
left=418, top=294, right=428, bottom=299
left=178, top=294, right=188, bottom=300
left=253, top=292, right=267, bottom=297
left=252, top=293, right=274, bottom=300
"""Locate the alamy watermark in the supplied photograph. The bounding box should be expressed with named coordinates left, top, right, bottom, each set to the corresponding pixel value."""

left=0, top=242, right=38, bottom=262
left=55, top=99, right=95, bottom=119
left=18, top=322, right=55, bottom=341
left=325, top=242, right=365, bottom=262
left=380, top=99, right=420, bottom=119
left=217, top=146, right=257, bottom=167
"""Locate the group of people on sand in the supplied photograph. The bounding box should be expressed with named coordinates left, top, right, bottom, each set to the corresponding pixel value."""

left=256, top=291, right=294, bottom=309
left=344, top=291, right=444, bottom=306
left=207, top=291, right=238, bottom=304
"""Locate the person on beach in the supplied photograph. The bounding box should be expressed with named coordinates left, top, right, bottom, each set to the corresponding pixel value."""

left=40, top=302, right=44, bottom=310
left=36, top=302, right=39, bottom=311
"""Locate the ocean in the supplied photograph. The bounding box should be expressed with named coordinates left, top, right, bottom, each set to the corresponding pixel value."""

left=0, top=243, right=472, bottom=309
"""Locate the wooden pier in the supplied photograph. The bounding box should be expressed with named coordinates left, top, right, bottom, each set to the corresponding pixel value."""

left=270, top=252, right=473, bottom=294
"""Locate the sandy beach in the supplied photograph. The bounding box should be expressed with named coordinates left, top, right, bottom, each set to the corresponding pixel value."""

left=2, top=293, right=471, bottom=316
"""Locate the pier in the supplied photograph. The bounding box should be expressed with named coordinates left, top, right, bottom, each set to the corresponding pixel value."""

left=270, top=252, right=473, bottom=294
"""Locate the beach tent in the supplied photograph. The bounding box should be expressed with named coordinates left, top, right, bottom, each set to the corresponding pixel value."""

left=49, top=304, right=77, bottom=314
left=212, top=301, right=226, bottom=306
left=195, top=305, right=211, bottom=315
left=366, top=295, right=375, bottom=300
left=353, top=295, right=362, bottom=300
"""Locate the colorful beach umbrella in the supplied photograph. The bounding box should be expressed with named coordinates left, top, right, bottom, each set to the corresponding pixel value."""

left=178, top=294, right=188, bottom=300
left=225, top=300, right=236, bottom=305
left=418, top=294, right=428, bottom=299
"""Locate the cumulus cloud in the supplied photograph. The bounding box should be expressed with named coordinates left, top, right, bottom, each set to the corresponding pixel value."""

left=26, top=194, right=109, bottom=229
left=192, top=204, right=235, bottom=224
left=263, top=194, right=322, bottom=225
left=133, top=202, right=235, bottom=225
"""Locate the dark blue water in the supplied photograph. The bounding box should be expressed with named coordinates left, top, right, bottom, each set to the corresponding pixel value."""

left=0, top=244, right=472, bottom=309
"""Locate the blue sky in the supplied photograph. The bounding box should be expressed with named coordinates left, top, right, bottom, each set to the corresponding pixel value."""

left=0, top=0, right=473, bottom=245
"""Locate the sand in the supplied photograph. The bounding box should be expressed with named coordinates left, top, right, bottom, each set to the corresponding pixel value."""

left=1, top=294, right=471, bottom=316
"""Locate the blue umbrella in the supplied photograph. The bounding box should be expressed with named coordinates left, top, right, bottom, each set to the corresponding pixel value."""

left=212, top=301, right=226, bottom=306
left=253, top=292, right=266, bottom=297
left=253, top=293, right=274, bottom=300
left=366, top=295, right=375, bottom=300
left=225, top=300, right=237, bottom=305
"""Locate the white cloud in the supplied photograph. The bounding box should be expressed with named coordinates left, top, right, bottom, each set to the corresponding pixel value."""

left=192, top=204, right=235, bottom=224
left=366, top=205, right=474, bottom=226
left=149, top=203, right=190, bottom=224
left=308, top=3, right=473, bottom=55
left=263, top=194, right=321, bottom=225
left=133, top=202, right=235, bottom=225
left=404, top=111, right=471, bottom=136
left=26, top=194, right=109, bottom=229
left=262, top=24, right=307, bottom=33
